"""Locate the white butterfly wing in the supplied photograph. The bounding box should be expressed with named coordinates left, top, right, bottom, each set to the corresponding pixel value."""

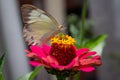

left=21, top=4, right=60, bottom=45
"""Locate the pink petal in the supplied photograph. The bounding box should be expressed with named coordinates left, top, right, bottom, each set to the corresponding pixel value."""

left=80, top=51, right=96, bottom=59
left=80, top=66, right=95, bottom=72
left=76, top=48, right=89, bottom=56
left=73, top=57, right=80, bottom=67
left=93, top=55, right=101, bottom=59
left=80, top=59, right=94, bottom=65
left=30, top=46, right=41, bottom=53
left=64, top=60, right=75, bottom=69
left=29, top=61, right=41, bottom=66
left=26, top=52, right=37, bottom=58
left=42, top=56, right=59, bottom=65
left=42, top=44, right=51, bottom=55
left=51, top=60, right=75, bottom=70
left=25, top=50, right=30, bottom=53
left=92, top=58, right=102, bottom=66
left=30, top=46, right=46, bottom=57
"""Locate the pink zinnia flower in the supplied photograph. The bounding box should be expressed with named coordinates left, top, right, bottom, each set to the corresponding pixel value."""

left=26, top=35, right=101, bottom=72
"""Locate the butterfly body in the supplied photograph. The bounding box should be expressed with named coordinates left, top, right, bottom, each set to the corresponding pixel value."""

left=21, top=4, right=64, bottom=46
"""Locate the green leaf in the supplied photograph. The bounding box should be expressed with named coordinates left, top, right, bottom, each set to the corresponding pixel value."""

left=92, top=41, right=105, bottom=55
left=0, top=52, right=6, bottom=71
left=0, top=52, right=6, bottom=80
left=18, top=66, right=42, bottom=80
left=0, top=72, right=4, bottom=80
left=18, top=72, right=32, bottom=80
left=83, top=34, right=107, bottom=50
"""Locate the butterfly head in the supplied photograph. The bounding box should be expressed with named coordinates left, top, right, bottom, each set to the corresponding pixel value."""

left=58, top=25, right=66, bottom=31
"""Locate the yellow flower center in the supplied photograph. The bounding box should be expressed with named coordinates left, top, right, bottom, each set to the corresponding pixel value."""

left=50, top=34, right=75, bottom=47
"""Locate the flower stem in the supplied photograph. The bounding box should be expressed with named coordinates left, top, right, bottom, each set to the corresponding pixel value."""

left=56, top=75, right=66, bottom=80
left=80, top=0, right=88, bottom=45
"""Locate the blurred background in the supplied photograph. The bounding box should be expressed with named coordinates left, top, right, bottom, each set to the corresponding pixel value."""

left=0, top=0, right=120, bottom=80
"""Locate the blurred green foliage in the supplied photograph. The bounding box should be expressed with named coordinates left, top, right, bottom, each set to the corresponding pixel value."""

left=18, top=66, right=42, bottom=80
left=67, top=13, right=107, bottom=52
left=0, top=52, right=6, bottom=80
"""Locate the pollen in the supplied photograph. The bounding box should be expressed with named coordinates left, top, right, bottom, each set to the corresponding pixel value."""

left=50, top=34, right=75, bottom=47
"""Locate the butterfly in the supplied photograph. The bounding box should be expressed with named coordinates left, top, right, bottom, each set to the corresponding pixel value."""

left=21, top=4, right=64, bottom=46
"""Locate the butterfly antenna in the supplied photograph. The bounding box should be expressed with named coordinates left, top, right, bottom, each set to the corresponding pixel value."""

left=60, top=20, right=67, bottom=34
left=62, top=20, right=66, bottom=26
